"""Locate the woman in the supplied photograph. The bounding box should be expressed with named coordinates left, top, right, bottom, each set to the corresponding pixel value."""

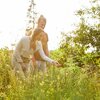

left=12, top=28, right=58, bottom=79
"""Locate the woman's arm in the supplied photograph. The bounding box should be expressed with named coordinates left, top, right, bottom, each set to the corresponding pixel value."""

left=13, top=38, right=23, bottom=63
left=36, top=41, right=54, bottom=63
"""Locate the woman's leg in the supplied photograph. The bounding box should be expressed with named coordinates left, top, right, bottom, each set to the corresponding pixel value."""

left=13, top=62, right=25, bottom=79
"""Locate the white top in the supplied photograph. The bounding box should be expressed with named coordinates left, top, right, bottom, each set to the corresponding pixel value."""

left=35, top=41, right=54, bottom=63
left=13, top=36, right=54, bottom=63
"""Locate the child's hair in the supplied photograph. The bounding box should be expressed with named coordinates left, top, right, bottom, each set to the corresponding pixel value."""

left=32, top=28, right=43, bottom=40
left=30, top=28, right=43, bottom=49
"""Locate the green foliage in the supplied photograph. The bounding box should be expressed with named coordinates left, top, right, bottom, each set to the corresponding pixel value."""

left=0, top=48, right=100, bottom=100
left=0, top=48, right=12, bottom=99
left=74, top=0, right=100, bottom=52
left=50, top=49, right=64, bottom=66
left=58, top=0, right=100, bottom=70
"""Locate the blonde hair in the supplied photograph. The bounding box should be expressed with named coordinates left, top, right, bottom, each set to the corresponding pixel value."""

left=38, top=15, right=46, bottom=24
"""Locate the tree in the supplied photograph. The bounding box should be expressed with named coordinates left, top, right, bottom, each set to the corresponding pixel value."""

left=74, top=0, right=100, bottom=52
left=26, top=0, right=37, bottom=29
left=59, top=0, right=100, bottom=68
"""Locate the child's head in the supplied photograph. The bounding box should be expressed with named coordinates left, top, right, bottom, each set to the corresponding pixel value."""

left=31, top=28, right=43, bottom=49
left=31, top=28, right=44, bottom=41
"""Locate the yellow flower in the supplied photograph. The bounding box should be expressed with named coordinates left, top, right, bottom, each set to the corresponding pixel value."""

left=40, top=81, right=44, bottom=86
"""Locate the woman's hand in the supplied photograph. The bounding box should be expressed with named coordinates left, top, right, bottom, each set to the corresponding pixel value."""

left=52, top=61, right=61, bottom=67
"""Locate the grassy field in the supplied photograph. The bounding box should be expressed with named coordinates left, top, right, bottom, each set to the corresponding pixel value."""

left=0, top=48, right=100, bottom=100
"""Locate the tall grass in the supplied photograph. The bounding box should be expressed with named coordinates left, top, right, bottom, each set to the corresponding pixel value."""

left=0, top=48, right=100, bottom=100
